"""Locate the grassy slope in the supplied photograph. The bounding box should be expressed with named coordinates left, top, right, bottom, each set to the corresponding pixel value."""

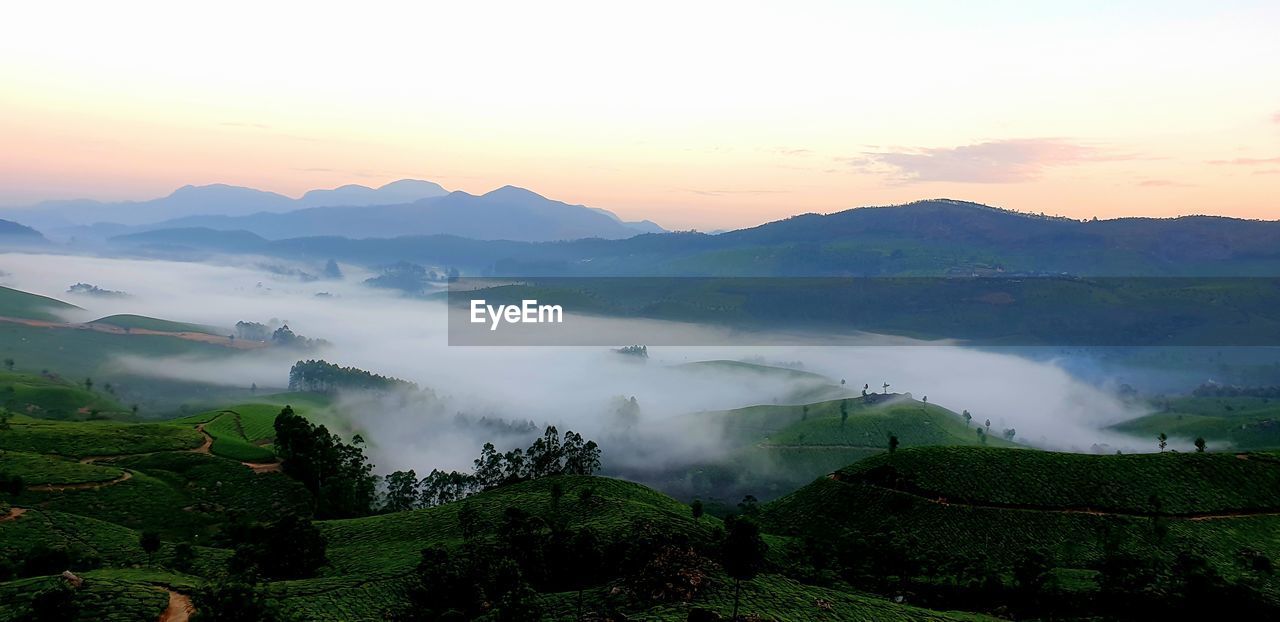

left=1110, top=395, right=1280, bottom=450
left=13, top=452, right=312, bottom=539
left=0, top=414, right=203, bottom=458
left=0, top=286, right=80, bottom=321
left=0, top=451, right=124, bottom=486
left=89, top=313, right=225, bottom=336
left=646, top=397, right=1009, bottom=504
left=762, top=446, right=1280, bottom=599
left=1, top=470, right=991, bottom=620
left=0, top=371, right=128, bottom=420
left=274, top=475, right=992, bottom=621
left=171, top=399, right=330, bottom=462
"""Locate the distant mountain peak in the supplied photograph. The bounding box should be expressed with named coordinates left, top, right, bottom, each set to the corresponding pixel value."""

left=482, top=185, right=548, bottom=202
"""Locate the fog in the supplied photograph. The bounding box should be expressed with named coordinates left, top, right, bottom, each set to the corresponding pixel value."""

left=1, top=251, right=1161, bottom=480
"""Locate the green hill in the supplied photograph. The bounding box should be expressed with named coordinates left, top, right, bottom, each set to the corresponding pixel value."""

left=0, top=286, right=79, bottom=322
left=761, top=446, right=1280, bottom=612
left=1110, top=395, right=1280, bottom=450
left=88, top=313, right=225, bottom=336
left=0, top=371, right=128, bottom=420
left=640, top=397, right=1008, bottom=506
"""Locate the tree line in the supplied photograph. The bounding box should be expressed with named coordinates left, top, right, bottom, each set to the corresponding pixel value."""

left=382, top=425, right=602, bottom=512
left=287, top=359, right=419, bottom=393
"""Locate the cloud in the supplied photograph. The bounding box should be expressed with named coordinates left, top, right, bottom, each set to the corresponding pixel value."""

left=851, top=139, right=1105, bottom=184
left=1207, top=156, right=1280, bottom=166
left=1137, top=179, right=1191, bottom=187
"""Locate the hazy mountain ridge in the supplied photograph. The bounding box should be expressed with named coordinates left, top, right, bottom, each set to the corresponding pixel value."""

left=108, top=199, right=1280, bottom=276
left=3, top=179, right=449, bottom=229
left=124, top=185, right=659, bottom=241
left=8, top=181, right=662, bottom=243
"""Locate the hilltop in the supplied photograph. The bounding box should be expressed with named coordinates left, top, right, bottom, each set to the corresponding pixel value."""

left=762, top=446, right=1280, bottom=616
left=105, top=199, right=1280, bottom=276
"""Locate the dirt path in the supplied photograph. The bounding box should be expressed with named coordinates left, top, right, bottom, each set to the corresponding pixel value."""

left=28, top=470, right=133, bottom=492
left=832, top=474, right=1280, bottom=521
left=0, top=507, right=27, bottom=522
left=0, top=315, right=265, bottom=350
left=157, top=590, right=194, bottom=622
left=193, top=424, right=213, bottom=454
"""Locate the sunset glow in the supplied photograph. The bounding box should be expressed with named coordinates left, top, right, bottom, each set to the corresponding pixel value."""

left=2, top=0, right=1277, bottom=229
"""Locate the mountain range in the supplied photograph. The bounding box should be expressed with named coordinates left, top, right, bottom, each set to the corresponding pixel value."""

left=106, top=199, right=1280, bottom=277
left=2, top=180, right=663, bottom=242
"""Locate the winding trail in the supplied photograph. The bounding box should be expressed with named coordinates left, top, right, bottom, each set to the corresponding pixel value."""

left=157, top=590, right=194, bottom=622
left=830, top=473, right=1280, bottom=521
left=28, top=470, right=133, bottom=492
left=0, top=507, right=27, bottom=522
left=31, top=419, right=277, bottom=493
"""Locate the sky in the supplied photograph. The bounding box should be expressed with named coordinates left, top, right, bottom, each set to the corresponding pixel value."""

left=1, top=0, right=1278, bottom=230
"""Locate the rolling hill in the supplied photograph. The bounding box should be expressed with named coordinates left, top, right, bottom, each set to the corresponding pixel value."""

left=0, top=286, right=80, bottom=322
left=622, top=392, right=1011, bottom=506
left=762, top=446, right=1280, bottom=615
left=1109, top=394, right=1280, bottom=451
left=105, top=199, right=1280, bottom=277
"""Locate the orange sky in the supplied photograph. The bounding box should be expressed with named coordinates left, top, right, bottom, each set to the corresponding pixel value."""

left=1, top=1, right=1278, bottom=230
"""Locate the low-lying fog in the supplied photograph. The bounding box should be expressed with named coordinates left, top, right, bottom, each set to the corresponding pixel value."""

left=1, top=251, right=1163, bottom=478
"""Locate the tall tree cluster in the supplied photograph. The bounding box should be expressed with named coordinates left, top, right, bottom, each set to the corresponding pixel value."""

left=287, top=359, right=419, bottom=393
left=380, top=426, right=602, bottom=512
left=273, top=406, right=377, bottom=518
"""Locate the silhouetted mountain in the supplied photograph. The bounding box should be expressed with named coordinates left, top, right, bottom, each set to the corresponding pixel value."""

left=107, top=199, right=1280, bottom=276
left=9, top=179, right=450, bottom=230
left=297, top=179, right=447, bottom=208
left=142, top=185, right=660, bottom=241
left=109, top=199, right=1280, bottom=277
left=0, top=218, right=47, bottom=247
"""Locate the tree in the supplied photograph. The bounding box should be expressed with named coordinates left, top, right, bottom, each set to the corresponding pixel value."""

left=737, top=495, right=760, bottom=517
left=566, top=528, right=604, bottom=620
left=963, top=410, right=972, bottom=427
left=2, top=358, right=12, bottom=371
left=191, top=579, right=281, bottom=622
left=383, top=470, right=420, bottom=512
left=984, top=418, right=991, bottom=433
left=888, top=434, right=900, bottom=454
left=83, top=377, right=92, bottom=391
left=561, top=430, right=601, bottom=476
left=1158, top=433, right=1168, bottom=452
left=722, top=516, right=767, bottom=622
left=690, top=499, right=704, bottom=520
left=172, top=542, right=197, bottom=573
left=1013, top=548, right=1052, bottom=598
left=840, top=400, right=850, bottom=429
left=28, top=582, right=78, bottom=622
left=1195, top=437, right=1206, bottom=453
left=139, top=530, right=162, bottom=560
left=801, top=405, right=809, bottom=420
left=274, top=405, right=377, bottom=518
left=323, top=258, right=343, bottom=279
left=228, top=514, right=328, bottom=580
